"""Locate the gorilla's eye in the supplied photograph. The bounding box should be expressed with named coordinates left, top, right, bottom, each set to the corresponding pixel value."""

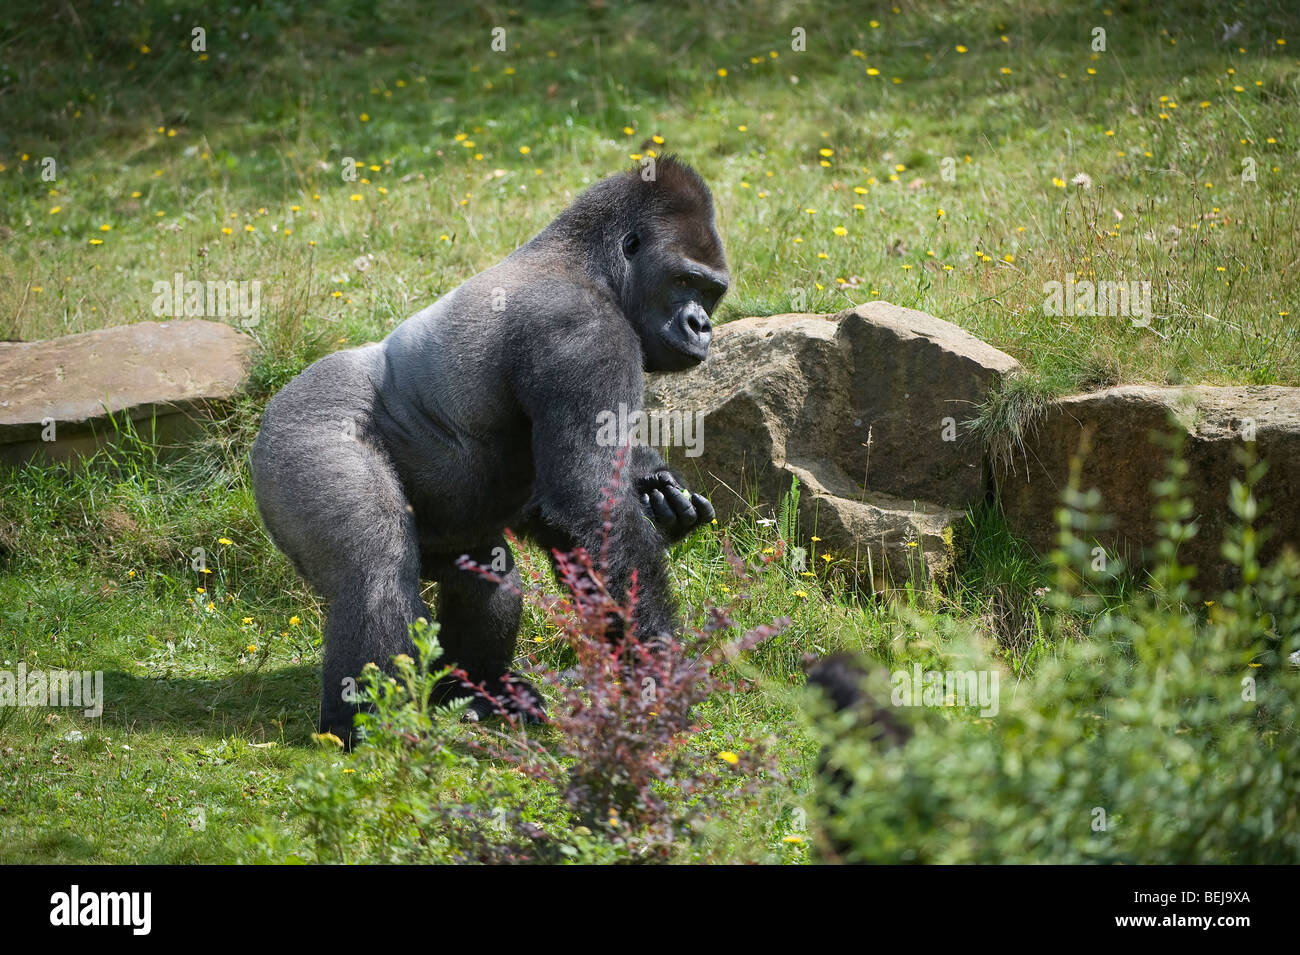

left=622, top=232, right=641, bottom=258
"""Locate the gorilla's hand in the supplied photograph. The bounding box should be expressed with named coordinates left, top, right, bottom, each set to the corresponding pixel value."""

left=637, top=470, right=715, bottom=540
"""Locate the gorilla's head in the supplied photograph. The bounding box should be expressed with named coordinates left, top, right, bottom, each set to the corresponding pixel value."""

left=542, top=156, right=729, bottom=372
left=618, top=158, right=729, bottom=371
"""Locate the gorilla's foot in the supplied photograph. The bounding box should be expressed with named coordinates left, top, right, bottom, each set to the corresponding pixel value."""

left=459, top=673, right=546, bottom=726
left=318, top=709, right=360, bottom=750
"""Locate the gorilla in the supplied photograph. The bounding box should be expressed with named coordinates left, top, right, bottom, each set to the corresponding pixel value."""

left=250, top=156, right=727, bottom=743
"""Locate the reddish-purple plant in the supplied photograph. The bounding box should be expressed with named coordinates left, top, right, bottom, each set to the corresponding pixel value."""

left=456, top=447, right=790, bottom=852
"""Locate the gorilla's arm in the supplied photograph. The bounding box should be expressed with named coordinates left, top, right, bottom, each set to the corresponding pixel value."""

left=512, top=311, right=679, bottom=637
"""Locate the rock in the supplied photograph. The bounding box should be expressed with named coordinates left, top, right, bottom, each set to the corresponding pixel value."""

left=0, top=320, right=253, bottom=467
left=997, top=385, right=1300, bottom=592
left=645, top=302, right=1021, bottom=584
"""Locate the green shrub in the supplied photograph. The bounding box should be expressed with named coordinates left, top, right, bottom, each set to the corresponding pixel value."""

left=814, top=441, right=1300, bottom=864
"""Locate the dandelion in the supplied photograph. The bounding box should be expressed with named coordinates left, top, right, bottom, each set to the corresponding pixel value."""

left=936, top=208, right=945, bottom=218
left=359, top=113, right=370, bottom=122
left=289, top=615, right=301, bottom=626
left=718, top=751, right=740, bottom=765
left=716, top=68, right=727, bottom=77
left=350, top=194, right=362, bottom=201
left=833, top=226, right=847, bottom=236
left=866, top=67, right=880, bottom=76
left=955, top=45, right=968, bottom=53
left=1071, top=172, right=1092, bottom=189
left=218, top=537, right=233, bottom=546
left=783, top=835, right=805, bottom=844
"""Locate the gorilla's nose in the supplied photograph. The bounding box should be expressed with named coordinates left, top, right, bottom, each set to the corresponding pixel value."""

left=678, top=302, right=713, bottom=351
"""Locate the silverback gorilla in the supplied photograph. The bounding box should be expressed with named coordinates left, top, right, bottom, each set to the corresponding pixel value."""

left=250, top=157, right=727, bottom=743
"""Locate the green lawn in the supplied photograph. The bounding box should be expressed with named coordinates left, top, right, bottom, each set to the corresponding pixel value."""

left=1, top=0, right=1297, bottom=863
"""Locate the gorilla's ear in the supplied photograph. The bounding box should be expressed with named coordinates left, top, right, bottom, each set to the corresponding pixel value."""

left=621, top=232, right=641, bottom=258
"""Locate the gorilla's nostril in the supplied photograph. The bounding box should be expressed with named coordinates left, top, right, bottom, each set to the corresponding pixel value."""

left=687, top=315, right=703, bottom=334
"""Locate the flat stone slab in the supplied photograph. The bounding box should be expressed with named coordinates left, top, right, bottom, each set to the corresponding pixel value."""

left=0, top=320, right=253, bottom=466
left=998, top=384, right=1300, bottom=592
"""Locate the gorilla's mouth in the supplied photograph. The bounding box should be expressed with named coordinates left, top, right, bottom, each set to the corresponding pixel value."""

left=666, top=336, right=709, bottom=364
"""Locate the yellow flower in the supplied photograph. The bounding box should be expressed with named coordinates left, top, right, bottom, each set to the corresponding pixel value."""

left=99, top=223, right=112, bottom=231
left=718, top=751, right=740, bottom=765
left=622, top=126, right=634, bottom=135
left=289, top=615, right=301, bottom=626
left=866, top=67, right=880, bottom=76
left=519, top=145, right=530, bottom=154
left=1052, top=177, right=1066, bottom=188
left=652, top=135, right=665, bottom=145
left=716, top=68, right=727, bottom=77
left=936, top=208, right=945, bottom=218
left=127, top=569, right=137, bottom=578
left=783, top=835, right=805, bottom=844
left=359, top=113, right=370, bottom=122
left=833, top=226, right=847, bottom=236
left=955, top=44, right=968, bottom=53
left=242, top=617, right=254, bottom=625
left=218, top=537, right=233, bottom=545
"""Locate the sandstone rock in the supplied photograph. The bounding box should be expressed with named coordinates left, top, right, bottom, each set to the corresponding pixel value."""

left=645, top=302, right=1020, bottom=584
left=0, top=320, right=253, bottom=467
left=998, top=385, right=1300, bottom=591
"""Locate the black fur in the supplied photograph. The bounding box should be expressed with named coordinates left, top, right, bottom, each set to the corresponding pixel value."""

left=250, top=157, right=728, bottom=742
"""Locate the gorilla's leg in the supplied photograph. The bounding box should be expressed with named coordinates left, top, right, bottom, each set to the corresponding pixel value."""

left=424, top=539, right=543, bottom=723
left=251, top=399, right=428, bottom=742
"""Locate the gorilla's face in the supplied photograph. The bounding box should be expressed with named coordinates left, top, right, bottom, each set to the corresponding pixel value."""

left=622, top=216, right=729, bottom=372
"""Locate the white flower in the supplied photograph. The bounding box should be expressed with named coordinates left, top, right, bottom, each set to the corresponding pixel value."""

left=1071, top=172, right=1093, bottom=189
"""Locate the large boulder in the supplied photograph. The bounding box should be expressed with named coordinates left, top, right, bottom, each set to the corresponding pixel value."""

left=645, top=302, right=1021, bottom=584
left=0, top=320, right=253, bottom=467
left=998, top=385, right=1300, bottom=591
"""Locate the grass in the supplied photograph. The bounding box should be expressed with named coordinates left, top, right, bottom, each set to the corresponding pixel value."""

left=0, top=0, right=1297, bottom=862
